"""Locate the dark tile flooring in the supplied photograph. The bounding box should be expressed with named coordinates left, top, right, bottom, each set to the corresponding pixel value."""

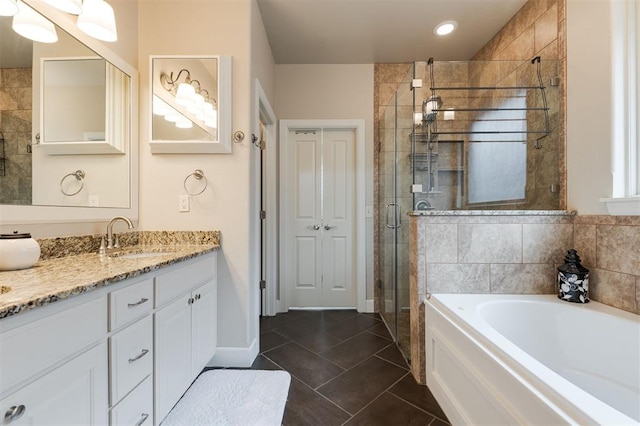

left=252, top=310, right=450, bottom=426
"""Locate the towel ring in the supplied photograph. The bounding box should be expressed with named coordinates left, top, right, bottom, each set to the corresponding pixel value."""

left=184, top=169, right=207, bottom=196
left=60, top=170, right=85, bottom=196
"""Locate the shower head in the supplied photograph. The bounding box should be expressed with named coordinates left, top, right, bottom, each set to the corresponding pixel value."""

left=422, top=95, right=442, bottom=124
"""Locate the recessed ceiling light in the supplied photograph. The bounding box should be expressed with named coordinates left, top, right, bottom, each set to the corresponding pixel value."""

left=434, top=20, right=458, bottom=36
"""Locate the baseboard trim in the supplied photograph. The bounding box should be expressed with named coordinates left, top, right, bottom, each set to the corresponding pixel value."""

left=207, top=337, right=259, bottom=368
left=365, top=299, right=375, bottom=313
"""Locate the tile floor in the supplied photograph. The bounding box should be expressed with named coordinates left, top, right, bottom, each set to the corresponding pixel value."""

left=253, top=310, right=450, bottom=426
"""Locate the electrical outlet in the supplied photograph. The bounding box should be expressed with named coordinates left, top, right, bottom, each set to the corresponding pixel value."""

left=179, top=195, right=190, bottom=212
left=88, top=195, right=99, bottom=207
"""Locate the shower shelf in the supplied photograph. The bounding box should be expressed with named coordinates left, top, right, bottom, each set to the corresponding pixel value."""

left=424, top=56, right=553, bottom=143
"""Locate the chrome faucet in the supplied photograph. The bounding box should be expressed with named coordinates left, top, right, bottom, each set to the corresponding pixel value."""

left=106, top=216, right=134, bottom=250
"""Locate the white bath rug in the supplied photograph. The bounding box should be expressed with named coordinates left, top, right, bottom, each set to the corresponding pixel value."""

left=161, top=369, right=291, bottom=426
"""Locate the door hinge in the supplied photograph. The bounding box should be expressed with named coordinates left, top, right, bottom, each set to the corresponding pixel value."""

left=259, top=280, right=266, bottom=290
left=260, top=210, right=266, bottom=220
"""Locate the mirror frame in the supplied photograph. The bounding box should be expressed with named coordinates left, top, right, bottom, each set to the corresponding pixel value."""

left=0, top=0, right=138, bottom=225
left=149, top=55, right=232, bottom=154
left=40, top=56, right=128, bottom=155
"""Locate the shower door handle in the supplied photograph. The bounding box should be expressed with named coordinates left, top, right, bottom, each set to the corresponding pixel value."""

left=385, top=203, right=401, bottom=229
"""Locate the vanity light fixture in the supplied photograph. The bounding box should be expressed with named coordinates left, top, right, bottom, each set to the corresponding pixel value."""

left=0, top=0, right=18, bottom=16
left=41, top=0, right=81, bottom=15
left=160, top=68, right=218, bottom=129
left=434, top=20, right=457, bottom=36
left=77, top=0, right=118, bottom=42
left=12, top=0, right=58, bottom=43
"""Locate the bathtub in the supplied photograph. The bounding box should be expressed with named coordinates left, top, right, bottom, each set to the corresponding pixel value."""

left=425, top=294, right=640, bottom=425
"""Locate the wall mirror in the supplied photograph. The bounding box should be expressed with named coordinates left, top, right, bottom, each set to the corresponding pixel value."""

left=149, top=55, right=232, bottom=154
left=0, top=0, right=138, bottom=224
left=40, top=56, right=128, bottom=155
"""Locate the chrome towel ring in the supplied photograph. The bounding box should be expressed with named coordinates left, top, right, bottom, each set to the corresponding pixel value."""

left=184, top=169, right=208, bottom=196
left=60, top=170, right=85, bottom=196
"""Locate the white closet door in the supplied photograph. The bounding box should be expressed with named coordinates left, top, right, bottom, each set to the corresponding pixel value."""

left=287, top=128, right=356, bottom=308
left=321, top=129, right=356, bottom=307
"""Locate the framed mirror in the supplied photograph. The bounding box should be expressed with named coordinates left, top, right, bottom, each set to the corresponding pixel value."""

left=40, top=56, right=128, bottom=155
left=0, top=0, right=138, bottom=223
left=149, top=55, right=232, bottom=154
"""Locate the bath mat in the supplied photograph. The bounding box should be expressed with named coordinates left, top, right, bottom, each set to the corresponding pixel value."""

left=161, top=369, right=291, bottom=426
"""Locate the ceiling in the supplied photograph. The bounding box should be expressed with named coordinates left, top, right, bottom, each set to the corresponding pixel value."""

left=256, top=0, right=528, bottom=64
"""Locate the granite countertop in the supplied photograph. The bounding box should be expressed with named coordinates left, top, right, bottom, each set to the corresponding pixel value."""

left=0, top=231, right=220, bottom=320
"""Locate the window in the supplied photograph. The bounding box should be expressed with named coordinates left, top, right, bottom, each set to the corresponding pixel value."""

left=601, top=0, right=640, bottom=214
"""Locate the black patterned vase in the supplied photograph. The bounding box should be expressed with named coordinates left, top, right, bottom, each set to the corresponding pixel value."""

left=557, top=249, right=589, bottom=303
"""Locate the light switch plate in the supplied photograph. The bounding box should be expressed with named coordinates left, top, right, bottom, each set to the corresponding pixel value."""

left=179, top=195, right=190, bottom=212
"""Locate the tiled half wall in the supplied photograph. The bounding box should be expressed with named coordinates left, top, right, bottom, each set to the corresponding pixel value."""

left=409, top=211, right=640, bottom=383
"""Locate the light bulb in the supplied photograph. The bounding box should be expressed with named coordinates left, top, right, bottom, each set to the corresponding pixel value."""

left=175, top=83, right=196, bottom=107
left=0, top=0, right=18, bottom=16
left=77, top=0, right=117, bottom=42
left=12, top=1, right=58, bottom=43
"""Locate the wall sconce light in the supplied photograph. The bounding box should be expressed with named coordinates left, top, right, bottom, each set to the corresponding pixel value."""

left=422, top=95, right=442, bottom=124
left=77, top=0, right=118, bottom=42
left=0, top=0, right=18, bottom=16
left=159, top=68, right=218, bottom=129
left=41, top=0, right=81, bottom=15
left=12, top=0, right=58, bottom=43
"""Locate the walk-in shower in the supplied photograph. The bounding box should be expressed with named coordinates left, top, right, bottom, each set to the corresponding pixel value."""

left=377, top=58, right=560, bottom=362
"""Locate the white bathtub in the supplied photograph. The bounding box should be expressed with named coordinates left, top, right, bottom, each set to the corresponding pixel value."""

left=425, top=294, right=640, bottom=425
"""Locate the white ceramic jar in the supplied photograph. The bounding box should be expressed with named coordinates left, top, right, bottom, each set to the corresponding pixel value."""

left=0, top=232, right=41, bottom=271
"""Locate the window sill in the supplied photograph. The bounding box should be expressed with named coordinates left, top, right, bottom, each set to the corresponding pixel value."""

left=600, top=196, right=640, bottom=215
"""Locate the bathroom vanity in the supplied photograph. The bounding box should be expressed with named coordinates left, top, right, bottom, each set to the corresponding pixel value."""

left=0, top=242, right=218, bottom=426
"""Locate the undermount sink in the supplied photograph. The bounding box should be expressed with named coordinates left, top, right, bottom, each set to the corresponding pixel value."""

left=108, top=251, right=172, bottom=259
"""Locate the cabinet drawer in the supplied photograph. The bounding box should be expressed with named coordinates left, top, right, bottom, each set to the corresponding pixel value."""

left=110, top=376, right=153, bottom=426
left=0, top=295, right=106, bottom=396
left=110, top=278, right=153, bottom=331
left=110, top=315, right=152, bottom=405
left=155, top=255, right=215, bottom=307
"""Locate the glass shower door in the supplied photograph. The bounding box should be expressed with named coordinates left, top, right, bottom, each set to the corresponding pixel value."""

left=378, top=66, right=414, bottom=361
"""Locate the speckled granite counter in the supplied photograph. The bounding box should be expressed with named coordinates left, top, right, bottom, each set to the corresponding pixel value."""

left=0, top=231, right=220, bottom=319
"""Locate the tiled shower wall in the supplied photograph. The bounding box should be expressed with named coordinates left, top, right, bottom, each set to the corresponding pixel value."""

left=409, top=212, right=640, bottom=383
left=0, top=68, right=32, bottom=205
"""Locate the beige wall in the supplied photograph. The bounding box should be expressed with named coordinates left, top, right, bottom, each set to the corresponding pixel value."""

left=138, top=0, right=270, bottom=364
left=274, top=64, right=375, bottom=300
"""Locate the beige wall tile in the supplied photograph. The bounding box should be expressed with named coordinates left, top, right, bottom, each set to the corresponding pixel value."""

left=426, top=263, right=490, bottom=293
left=490, top=263, right=556, bottom=294
left=590, top=268, right=637, bottom=313
left=459, top=224, right=522, bottom=263
left=522, top=223, right=573, bottom=263
left=597, top=225, right=640, bottom=276
left=574, top=224, right=596, bottom=268
left=535, top=3, right=558, bottom=53
left=424, top=224, right=457, bottom=263
left=503, top=26, right=535, bottom=61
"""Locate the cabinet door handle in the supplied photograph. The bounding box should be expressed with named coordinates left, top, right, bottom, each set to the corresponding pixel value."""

left=128, top=349, right=149, bottom=363
left=195, top=294, right=201, bottom=301
left=134, top=413, right=150, bottom=426
left=4, top=405, right=26, bottom=423
left=188, top=297, right=194, bottom=305
left=324, top=225, right=336, bottom=230
left=127, top=298, right=149, bottom=308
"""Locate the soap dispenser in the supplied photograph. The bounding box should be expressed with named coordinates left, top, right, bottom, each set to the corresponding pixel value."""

left=557, top=249, right=589, bottom=303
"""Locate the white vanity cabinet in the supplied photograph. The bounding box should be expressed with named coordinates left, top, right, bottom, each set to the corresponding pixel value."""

left=0, top=294, right=109, bottom=426
left=154, top=255, right=217, bottom=423
left=108, top=278, right=154, bottom=426
left=0, top=250, right=218, bottom=426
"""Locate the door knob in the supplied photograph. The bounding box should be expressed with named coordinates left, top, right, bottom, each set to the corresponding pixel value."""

left=324, top=225, right=336, bottom=230
left=307, top=225, right=320, bottom=230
